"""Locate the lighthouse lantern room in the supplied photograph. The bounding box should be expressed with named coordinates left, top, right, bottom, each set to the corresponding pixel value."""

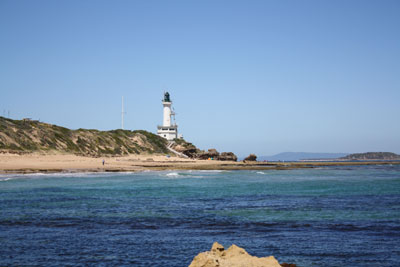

left=157, top=92, right=180, bottom=141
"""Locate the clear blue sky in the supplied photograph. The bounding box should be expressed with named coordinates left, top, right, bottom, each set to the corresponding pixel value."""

left=1, top=0, right=399, bottom=156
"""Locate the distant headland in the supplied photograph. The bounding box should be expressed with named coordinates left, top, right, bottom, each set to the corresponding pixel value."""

left=340, top=152, right=400, bottom=161
left=258, top=152, right=400, bottom=162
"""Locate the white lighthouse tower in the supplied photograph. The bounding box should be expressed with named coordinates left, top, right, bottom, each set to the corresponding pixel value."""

left=157, top=92, right=179, bottom=140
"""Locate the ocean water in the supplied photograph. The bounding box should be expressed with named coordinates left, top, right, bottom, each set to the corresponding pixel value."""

left=0, top=166, right=399, bottom=266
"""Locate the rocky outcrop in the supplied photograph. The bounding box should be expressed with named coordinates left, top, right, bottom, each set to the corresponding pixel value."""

left=171, top=140, right=201, bottom=158
left=219, top=152, right=238, bottom=161
left=244, top=154, right=257, bottom=161
left=197, top=149, right=220, bottom=160
left=189, top=242, right=281, bottom=267
left=197, top=149, right=238, bottom=161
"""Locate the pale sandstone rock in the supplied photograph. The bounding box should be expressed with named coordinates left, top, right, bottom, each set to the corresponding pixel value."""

left=189, top=242, right=281, bottom=267
left=173, top=144, right=186, bottom=152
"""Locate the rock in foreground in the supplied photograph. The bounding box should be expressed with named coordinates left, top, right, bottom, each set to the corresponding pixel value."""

left=189, top=242, right=281, bottom=267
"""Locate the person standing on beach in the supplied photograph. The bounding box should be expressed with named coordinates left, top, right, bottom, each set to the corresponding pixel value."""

left=102, top=159, right=105, bottom=166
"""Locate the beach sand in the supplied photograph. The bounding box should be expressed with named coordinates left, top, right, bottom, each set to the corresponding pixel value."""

left=0, top=152, right=248, bottom=173
left=0, top=153, right=194, bottom=173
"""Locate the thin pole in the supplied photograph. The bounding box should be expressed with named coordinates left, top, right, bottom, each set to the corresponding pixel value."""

left=121, top=96, right=124, bottom=130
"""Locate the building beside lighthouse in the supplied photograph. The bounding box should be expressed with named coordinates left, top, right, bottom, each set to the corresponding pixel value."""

left=157, top=92, right=180, bottom=141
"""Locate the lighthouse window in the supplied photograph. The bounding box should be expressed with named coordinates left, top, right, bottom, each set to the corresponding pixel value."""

left=164, top=135, right=166, bottom=137
left=162, top=128, right=167, bottom=130
left=169, top=128, right=174, bottom=131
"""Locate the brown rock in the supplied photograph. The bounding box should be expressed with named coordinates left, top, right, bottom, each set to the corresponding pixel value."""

left=218, top=152, right=238, bottom=162
left=244, top=154, right=257, bottom=161
left=183, top=148, right=200, bottom=158
left=280, top=263, right=298, bottom=267
left=197, top=149, right=220, bottom=160
left=189, top=242, right=281, bottom=267
left=207, top=149, right=219, bottom=157
left=196, top=149, right=238, bottom=161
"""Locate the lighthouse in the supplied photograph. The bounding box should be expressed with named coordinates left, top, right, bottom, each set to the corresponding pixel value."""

left=157, top=92, right=180, bottom=140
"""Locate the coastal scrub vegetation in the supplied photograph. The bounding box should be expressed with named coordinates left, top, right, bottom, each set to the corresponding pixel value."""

left=0, top=116, right=170, bottom=157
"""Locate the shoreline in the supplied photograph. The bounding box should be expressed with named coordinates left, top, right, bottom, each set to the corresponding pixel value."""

left=1, top=153, right=399, bottom=175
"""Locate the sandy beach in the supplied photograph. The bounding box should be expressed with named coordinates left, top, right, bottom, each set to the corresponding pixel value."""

left=0, top=153, right=193, bottom=173
left=1, top=152, right=399, bottom=174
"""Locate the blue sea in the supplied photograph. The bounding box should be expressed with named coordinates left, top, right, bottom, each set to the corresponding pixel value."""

left=1, top=166, right=400, bottom=266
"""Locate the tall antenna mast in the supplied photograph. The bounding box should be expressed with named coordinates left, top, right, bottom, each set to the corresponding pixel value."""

left=121, top=96, right=125, bottom=129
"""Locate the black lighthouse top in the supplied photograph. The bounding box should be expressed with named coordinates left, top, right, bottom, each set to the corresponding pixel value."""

left=163, top=92, right=171, bottom=102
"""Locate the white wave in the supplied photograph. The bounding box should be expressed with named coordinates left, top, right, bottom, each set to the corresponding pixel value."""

left=165, top=172, right=180, bottom=177
left=158, top=170, right=210, bottom=179
left=256, top=171, right=266, bottom=175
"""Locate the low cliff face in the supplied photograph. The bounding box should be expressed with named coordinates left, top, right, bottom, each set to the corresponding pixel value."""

left=189, top=242, right=282, bottom=267
left=0, top=117, right=169, bottom=156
